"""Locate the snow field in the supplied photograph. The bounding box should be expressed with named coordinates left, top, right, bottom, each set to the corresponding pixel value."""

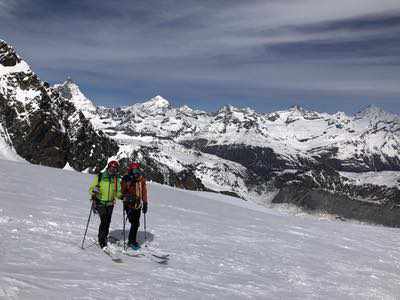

left=1, top=159, right=400, bottom=299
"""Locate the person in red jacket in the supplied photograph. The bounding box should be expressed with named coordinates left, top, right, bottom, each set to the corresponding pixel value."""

left=121, top=162, right=148, bottom=250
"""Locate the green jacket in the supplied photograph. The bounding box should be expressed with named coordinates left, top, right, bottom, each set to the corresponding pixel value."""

left=89, top=171, right=122, bottom=205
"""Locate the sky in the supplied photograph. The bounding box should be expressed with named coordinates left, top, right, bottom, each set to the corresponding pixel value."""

left=1, top=0, right=400, bottom=114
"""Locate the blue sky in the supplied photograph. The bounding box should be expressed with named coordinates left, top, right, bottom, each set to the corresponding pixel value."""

left=1, top=0, right=400, bottom=114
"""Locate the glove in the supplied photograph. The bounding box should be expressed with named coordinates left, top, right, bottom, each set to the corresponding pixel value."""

left=142, top=202, right=148, bottom=214
left=91, top=186, right=100, bottom=201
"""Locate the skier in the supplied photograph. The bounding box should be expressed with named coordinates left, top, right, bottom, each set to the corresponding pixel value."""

left=89, top=160, right=122, bottom=249
left=121, top=162, right=148, bottom=250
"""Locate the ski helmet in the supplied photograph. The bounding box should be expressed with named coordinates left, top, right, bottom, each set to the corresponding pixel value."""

left=107, top=160, right=119, bottom=170
left=128, top=162, right=141, bottom=174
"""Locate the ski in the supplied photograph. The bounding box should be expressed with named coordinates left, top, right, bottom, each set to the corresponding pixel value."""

left=152, top=257, right=168, bottom=265
left=131, top=248, right=170, bottom=262
left=143, top=246, right=170, bottom=260
left=123, top=251, right=145, bottom=258
left=122, top=250, right=168, bottom=264
left=148, top=254, right=169, bottom=264
left=107, top=239, right=170, bottom=264
left=151, top=253, right=170, bottom=260
left=103, top=247, right=123, bottom=263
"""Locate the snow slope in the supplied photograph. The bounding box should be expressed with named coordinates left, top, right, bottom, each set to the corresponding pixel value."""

left=1, top=159, right=400, bottom=299
left=0, top=124, right=23, bottom=162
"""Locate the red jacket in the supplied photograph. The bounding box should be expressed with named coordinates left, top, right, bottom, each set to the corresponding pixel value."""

left=121, top=175, right=148, bottom=207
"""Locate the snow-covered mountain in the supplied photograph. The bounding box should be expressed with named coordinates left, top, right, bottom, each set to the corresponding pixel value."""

left=2, top=159, right=400, bottom=299
left=0, top=40, right=118, bottom=170
left=80, top=94, right=400, bottom=173
left=53, top=79, right=400, bottom=226
left=1, top=39, right=400, bottom=226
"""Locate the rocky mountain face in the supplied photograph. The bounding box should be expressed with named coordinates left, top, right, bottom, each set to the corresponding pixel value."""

left=0, top=40, right=118, bottom=171
left=1, top=39, right=400, bottom=226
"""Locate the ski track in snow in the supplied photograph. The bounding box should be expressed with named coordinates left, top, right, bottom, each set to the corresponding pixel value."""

left=1, top=159, right=400, bottom=299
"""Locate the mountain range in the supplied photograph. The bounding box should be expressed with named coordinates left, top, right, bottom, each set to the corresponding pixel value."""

left=1, top=39, right=399, bottom=226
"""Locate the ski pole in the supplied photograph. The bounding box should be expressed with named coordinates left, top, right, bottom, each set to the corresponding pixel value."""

left=81, top=203, right=94, bottom=249
left=123, top=206, right=126, bottom=250
left=144, top=213, right=148, bottom=247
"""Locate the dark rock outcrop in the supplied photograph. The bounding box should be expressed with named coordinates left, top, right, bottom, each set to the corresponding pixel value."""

left=271, top=168, right=400, bottom=226
left=273, top=186, right=400, bottom=227
left=0, top=40, right=118, bottom=171
left=0, top=40, right=20, bottom=66
left=123, top=146, right=207, bottom=191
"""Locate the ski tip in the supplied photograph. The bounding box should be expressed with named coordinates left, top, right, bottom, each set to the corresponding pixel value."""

left=152, top=254, right=170, bottom=260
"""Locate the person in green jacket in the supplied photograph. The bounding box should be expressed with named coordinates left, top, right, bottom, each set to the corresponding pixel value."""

left=89, top=160, right=122, bottom=249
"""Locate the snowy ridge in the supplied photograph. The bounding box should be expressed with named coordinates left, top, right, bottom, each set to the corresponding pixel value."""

left=122, top=95, right=170, bottom=113
left=188, top=104, right=400, bottom=170
left=0, top=39, right=30, bottom=75
left=90, top=94, right=400, bottom=173
left=0, top=41, right=41, bottom=117
left=0, top=60, right=31, bottom=76
left=54, top=77, right=397, bottom=159
left=340, top=171, right=400, bottom=188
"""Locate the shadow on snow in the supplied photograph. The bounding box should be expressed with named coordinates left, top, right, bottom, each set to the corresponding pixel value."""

left=108, top=229, right=154, bottom=246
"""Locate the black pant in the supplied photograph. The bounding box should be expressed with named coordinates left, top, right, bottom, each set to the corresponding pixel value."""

left=125, top=207, right=141, bottom=245
left=97, top=204, right=114, bottom=248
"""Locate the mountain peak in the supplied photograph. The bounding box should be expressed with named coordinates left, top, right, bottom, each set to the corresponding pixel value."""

left=149, top=95, right=170, bottom=106
left=281, top=105, right=323, bottom=121
left=62, top=77, right=78, bottom=89
left=288, top=104, right=305, bottom=112
left=54, top=79, right=97, bottom=114
left=0, top=40, right=21, bottom=67
left=179, top=105, right=194, bottom=114
left=0, top=40, right=31, bottom=75
left=217, top=105, right=240, bottom=114
left=355, top=105, right=397, bottom=121
left=140, top=95, right=171, bottom=111
left=65, top=76, right=74, bottom=84
left=216, top=105, right=257, bottom=118
left=217, top=105, right=230, bottom=113
left=357, top=105, right=384, bottom=116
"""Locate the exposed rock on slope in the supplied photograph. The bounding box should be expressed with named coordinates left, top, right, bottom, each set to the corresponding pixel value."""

left=0, top=40, right=118, bottom=171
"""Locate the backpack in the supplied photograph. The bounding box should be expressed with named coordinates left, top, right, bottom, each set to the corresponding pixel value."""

left=123, top=174, right=143, bottom=209
left=97, top=172, right=103, bottom=187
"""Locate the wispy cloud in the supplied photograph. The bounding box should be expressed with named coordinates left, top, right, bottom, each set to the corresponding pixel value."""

left=0, top=0, right=15, bottom=17
left=1, top=0, right=400, bottom=113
